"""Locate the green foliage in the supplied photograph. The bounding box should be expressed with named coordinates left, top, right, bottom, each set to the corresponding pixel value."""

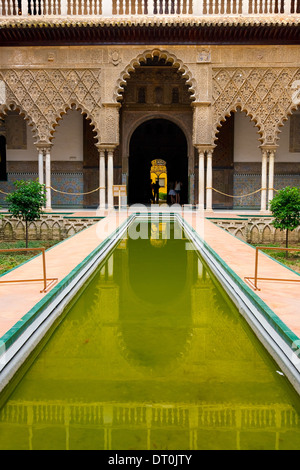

left=269, top=186, right=300, bottom=232
left=159, top=192, right=167, bottom=200
left=5, top=179, right=46, bottom=247
left=269, top=186, right=300, bottom=255
left=5, top=179, right=46, bottom=222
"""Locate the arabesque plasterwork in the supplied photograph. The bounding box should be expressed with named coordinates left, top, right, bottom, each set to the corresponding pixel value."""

left=0, top=56, right=300, bottom=149
left=0, top=68, right=102, bottom=144
left=212, top=67, right=300, bottom=146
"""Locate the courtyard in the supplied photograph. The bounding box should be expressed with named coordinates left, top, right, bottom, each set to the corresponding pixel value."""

left=0, top=0, right=300, bottom=453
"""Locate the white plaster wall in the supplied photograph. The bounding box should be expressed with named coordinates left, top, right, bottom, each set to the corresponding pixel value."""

left=6, top=121, right=37, bottom=161
left=51, top=109, right=83, bottom=161
left=6, top=108, right=83, bottom=162
left=233, top=109, right=261, bottom=162
left=234, top=109, right=300, bottom=163
left=276, top=116, right=300, bottom=163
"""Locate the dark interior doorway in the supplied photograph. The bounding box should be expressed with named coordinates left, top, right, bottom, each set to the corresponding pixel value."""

left=128, top=119, right=188, bottom=205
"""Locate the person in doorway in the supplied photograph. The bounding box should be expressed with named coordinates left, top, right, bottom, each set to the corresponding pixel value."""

left=168, top=182, right=176, bottom=205
left=149, top=180, right=155, bottom=204
left=175, top=180, right=182, bottom=204
left=154, top=179, right=160, bottom=204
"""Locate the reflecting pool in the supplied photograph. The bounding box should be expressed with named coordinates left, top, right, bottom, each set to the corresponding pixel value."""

left=0, top=220, right=300, bottom=450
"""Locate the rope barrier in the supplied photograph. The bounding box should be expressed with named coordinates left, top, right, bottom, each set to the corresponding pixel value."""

left=207, top=187, right=264, bottom=198
left=0, top=188, right=9, bottom=195
left=1, top=186, right=105, bottom=196
left=0, top=185, right=280, bottom=198
left=49, top=186, right=105, bottom=196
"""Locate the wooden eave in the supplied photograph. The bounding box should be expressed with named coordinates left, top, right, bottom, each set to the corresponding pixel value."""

left=0, top=16, right=299, bottom=46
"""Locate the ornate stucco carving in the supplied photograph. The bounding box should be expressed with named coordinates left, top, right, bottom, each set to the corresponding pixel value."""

left=192, top=102, right=212, bottom=146
left=100, top=103, right=120, bottom=145
left=0, top=68, right=102, bottom=144
left=113, top=49, right=198, bottom=103
left=212, top=67, right=300, bottom=146
left=1, top=61, right=300, bottom=150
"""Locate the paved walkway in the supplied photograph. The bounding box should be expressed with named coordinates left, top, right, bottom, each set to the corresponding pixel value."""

left=0, top=210, right=299, bottom=341
left=0, top=211, right=127, bottom=338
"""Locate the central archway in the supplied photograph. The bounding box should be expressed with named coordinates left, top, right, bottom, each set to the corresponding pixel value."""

left=128, top=118, right=188, bottom=205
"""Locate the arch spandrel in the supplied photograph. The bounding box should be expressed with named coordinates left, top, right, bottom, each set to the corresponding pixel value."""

left=275, top=78, right=300, bottom=143
left=212, top=67, right=300, bottom=146
left=0, top=68, right=103, bottom=144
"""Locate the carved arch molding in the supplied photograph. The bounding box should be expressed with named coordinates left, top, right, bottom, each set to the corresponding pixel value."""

left=212, top=67, right=300, bottom=146
left=0, top=66, right=299, bottom=147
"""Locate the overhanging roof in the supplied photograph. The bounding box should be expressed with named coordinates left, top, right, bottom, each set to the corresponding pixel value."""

left=0, top=15, right=299, bottom=46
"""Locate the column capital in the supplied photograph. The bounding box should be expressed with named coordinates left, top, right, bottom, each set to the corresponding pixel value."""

left=95, top=144, right=106, bottom=155
left=259, top=144, right=278, bottom=154
left=106, top=146, right=116, bottom=154
left=96, top=144, right=117, bottom=153
left=35, top=143, right=52, bottom=154
left=195, top=145, right=215, bottom=154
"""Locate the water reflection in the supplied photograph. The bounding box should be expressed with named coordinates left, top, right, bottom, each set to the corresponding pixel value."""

left=0, top=221, right=300, bottom=450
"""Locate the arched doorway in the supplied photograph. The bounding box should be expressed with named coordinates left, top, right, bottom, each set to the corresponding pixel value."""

left=128, top=119, right=188, bottom=205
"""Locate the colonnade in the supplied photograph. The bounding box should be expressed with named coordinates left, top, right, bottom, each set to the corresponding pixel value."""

left=37, top=144, right=116, bottom=211
left=196, top=145, right=277, bottom=212
left=37, top=142, right=276, bottom=212
left=97, top=145, right=115, bottom=209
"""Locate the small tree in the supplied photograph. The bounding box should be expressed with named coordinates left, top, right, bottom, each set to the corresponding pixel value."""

left=269, top=186, right=300, bottom=257
left=6, top=179, right=46, bottom=248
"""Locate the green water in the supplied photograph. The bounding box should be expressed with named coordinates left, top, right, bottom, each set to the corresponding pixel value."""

left=0, top=220, right=300, bottom=450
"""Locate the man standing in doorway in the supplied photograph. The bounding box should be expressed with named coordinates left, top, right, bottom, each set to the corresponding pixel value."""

left=154, top=179, right=160, bottom=204
left=175, top=181, right=182, bottom=204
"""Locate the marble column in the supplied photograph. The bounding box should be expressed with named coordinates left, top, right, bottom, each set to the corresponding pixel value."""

left=38, top=148, right=44, bottom=186
left=198, top=149, right=205, bottom=209
left=268, top=150, right=275, bottom=208
left=45, top=148, right=52, bottom=210
left=107, top=148, right=114, bottom=208
left=206, top=150, right=213, bottom=211
left=99, top=149, right=106, bottom=209
left=260, top=149, right=268, bottom=212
